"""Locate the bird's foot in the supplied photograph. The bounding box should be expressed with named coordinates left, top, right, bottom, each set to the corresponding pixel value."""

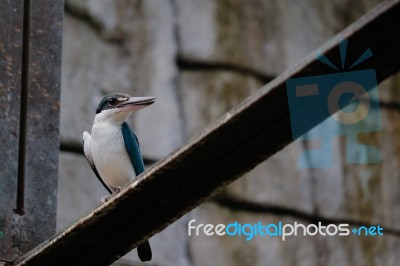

left=101, top=195, right=111, bottom=204
left=112, top=186, right=122, bottom=194
left=101, top=186, right=121, bottom=204
left=100, top=187, right=122, bottom=204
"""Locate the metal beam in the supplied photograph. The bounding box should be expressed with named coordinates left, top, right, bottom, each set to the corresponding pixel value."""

left=16, top=0, right=400, bottom=265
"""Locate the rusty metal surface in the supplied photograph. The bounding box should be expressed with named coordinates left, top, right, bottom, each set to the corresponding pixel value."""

left=0, top=0, right=24, bottom=261
left=0, top=0, right=63, bottom=262
left=16, top=0, right=400, bottom=265
left=22, top=0, right=63, bottom=255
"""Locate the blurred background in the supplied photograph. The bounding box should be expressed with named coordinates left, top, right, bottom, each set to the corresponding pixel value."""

left=57, top=0, right=400, bottom=265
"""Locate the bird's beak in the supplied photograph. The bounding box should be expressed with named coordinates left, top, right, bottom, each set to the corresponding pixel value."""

left=119, top=96, right=156, bottom=112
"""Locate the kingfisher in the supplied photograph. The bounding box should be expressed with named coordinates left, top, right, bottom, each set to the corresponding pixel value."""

left=82, top=93, right=155, bottom=262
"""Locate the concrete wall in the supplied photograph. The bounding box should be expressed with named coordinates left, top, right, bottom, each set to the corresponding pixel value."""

left=57, top=0, right=400, bottom=265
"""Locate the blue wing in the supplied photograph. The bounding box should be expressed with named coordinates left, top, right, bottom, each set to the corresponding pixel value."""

left=121, top=122, right=153, bottom=261
left=121, top=122, right=145, bottom=176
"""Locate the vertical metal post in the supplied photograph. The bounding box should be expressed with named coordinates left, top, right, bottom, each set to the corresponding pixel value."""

left=0, top=0, right=63, bottom=262
left=0, top=0, right=25, bottom=261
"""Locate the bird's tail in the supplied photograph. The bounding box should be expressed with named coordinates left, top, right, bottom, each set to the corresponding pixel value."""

left=138, top=240, right=152, bottom=262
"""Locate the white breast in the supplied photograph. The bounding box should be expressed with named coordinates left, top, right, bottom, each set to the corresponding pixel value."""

left=90, top=122, right=136, bottom=188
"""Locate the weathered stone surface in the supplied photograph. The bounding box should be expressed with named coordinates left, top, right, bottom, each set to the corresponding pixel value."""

left=131, top=0, right=184, bottom=160
left=179, top=70, right=262, bottom=136
left=175, top=0, right=385, bottom=76
left=66, top=0, right=122, bottom=40
left=226, top=142, right=314, bottom=213
left=377, top=72, right=400, bottom=104
left=378, top=109, right=400, bottom=229
left=175, top=0, right=367, bottom=76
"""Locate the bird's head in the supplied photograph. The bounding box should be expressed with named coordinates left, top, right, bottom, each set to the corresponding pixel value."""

left=94, top=93, right=155, bottom=125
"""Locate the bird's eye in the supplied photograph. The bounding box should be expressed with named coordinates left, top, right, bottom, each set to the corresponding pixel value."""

left=108, top=97, right=118, bottom=106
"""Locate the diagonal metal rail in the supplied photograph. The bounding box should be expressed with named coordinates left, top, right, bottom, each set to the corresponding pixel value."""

left=15, top=0, right=400, bottom=265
